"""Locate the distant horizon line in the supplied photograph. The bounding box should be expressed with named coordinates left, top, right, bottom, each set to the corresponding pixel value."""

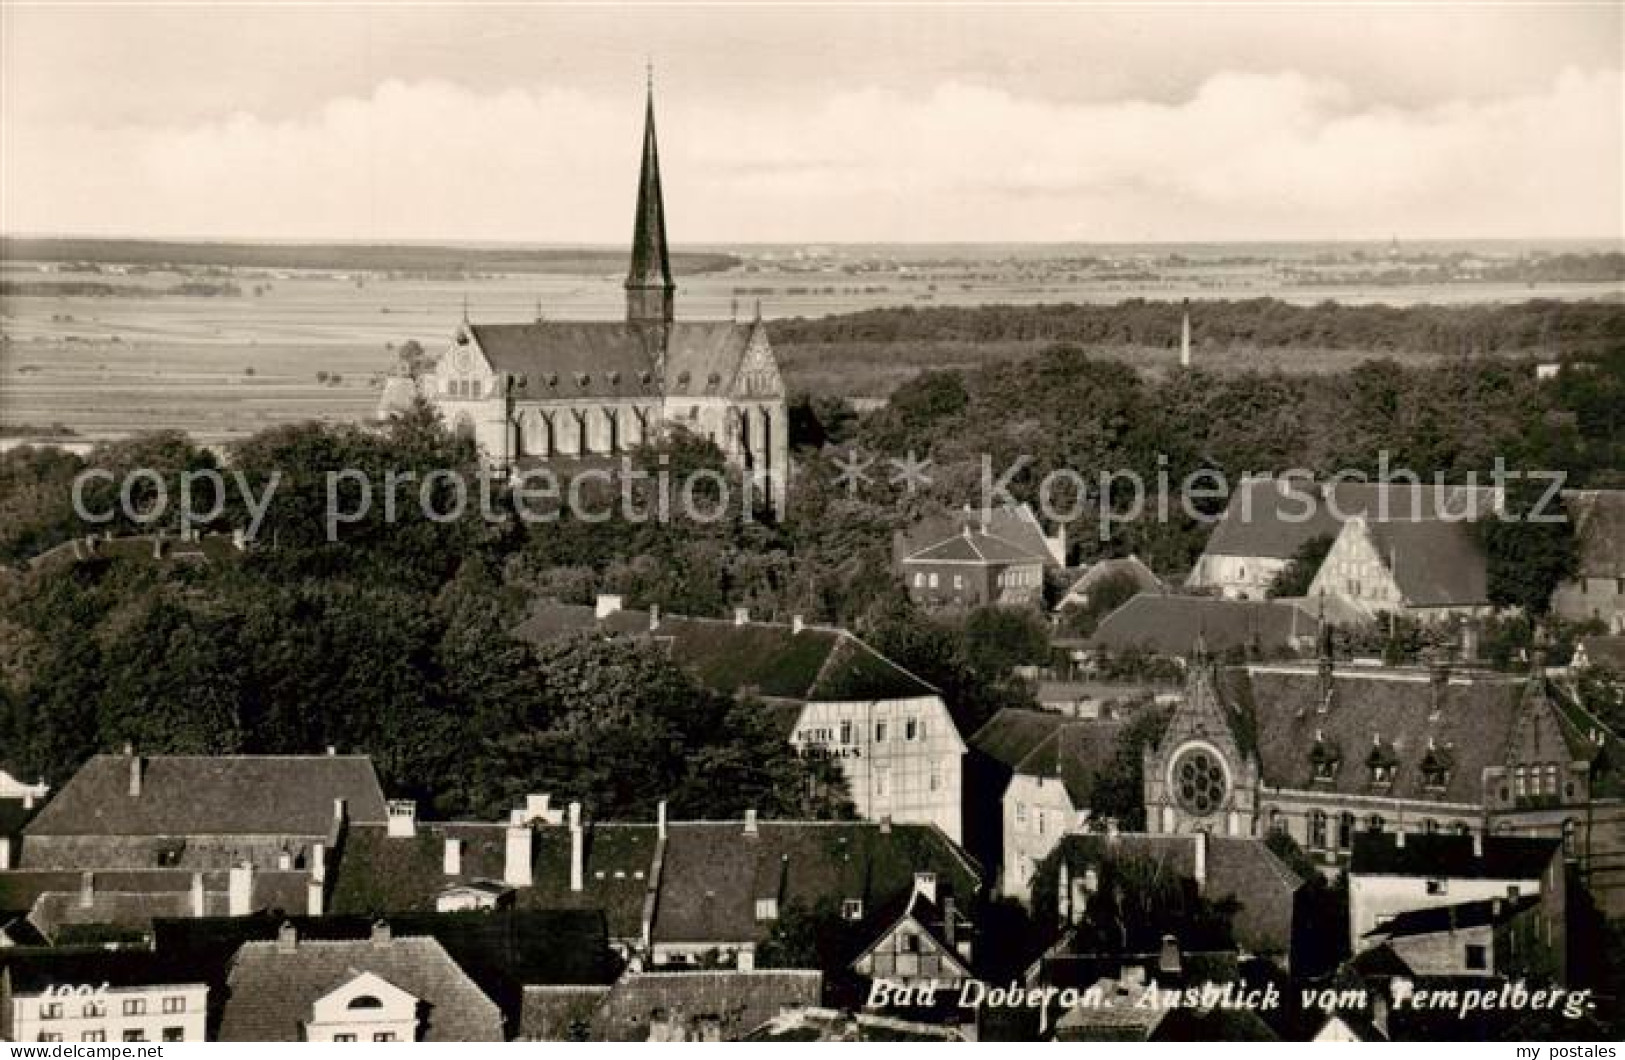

left=3, top=232, right=1622, bottom=252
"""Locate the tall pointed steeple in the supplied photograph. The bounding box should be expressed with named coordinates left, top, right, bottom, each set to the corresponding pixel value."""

left=625, top=67, right=675, bottom=328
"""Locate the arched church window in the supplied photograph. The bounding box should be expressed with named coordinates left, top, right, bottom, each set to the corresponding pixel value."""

left=1309, top=810, right=1327, bottom=850
left=1172, top=747, right=1227, bottom=817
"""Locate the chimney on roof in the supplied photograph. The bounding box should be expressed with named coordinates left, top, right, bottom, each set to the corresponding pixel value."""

left=228, top=861, right=254, bottom=917
left=504, top=823, right=533, bottom=888
left=744, top=808, right=759, bottom=837
left=1472, top=831, right=1483, bottom=859
left=190, top=872, right=205, bottom=918
left=333, top=798, right=347, bottom=828
left=444, top=836, right=463, bottom=876
left=734, top=606, right=750, bottom=626
left=1395, top=829, right=1406, bottom=849
left=791, top=614, right=804, bottom=634
left=1159, top=933, right=1183, bottom=976
left=596, top=594, right=624, bottom=619
left=649, top=604, right=661, bottom=631
left=569, top=801, right=584, bottom=892
left=128, top=753, right=143, bottom=797
left=277, top=921, right=298, bottom=954
left=0, top=836, right=11, bottom=871
left=79, top=871, right=94, bottom=909
left=306, top=877, right=324, bottom=917
left=371, top=920, right=392, bottom=948
left=326, top=745, right=337, bottom=756
left=657, top=799, right=668, bottom=842
left=386, top=799, right=417, bottom=838
left=152, top=535, right=165, bottom=559
left=528, top=794, right=553, bottom=822
left=1193, top=830, right=1208, bottom=892
left=311, top=842, right=327, bottom=885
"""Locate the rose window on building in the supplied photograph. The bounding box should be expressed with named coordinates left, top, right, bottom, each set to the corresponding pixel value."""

left=1173, top=748, right=1227, bottom=816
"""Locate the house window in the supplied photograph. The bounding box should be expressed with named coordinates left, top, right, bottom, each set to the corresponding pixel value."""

left=1423, top=818, right=1440, bottom=835
left=874, top=767, right=889, bottom=797
left=1015, top=801, right=1027, bottom=826
left=1309, top=810, right=1328, bottom=850
left=1545, top=764, right=1559, bottom=796
left=755, top=898, right=779, bottom=921
left=842, top=899, right=864, bottom=921
left=1268, top=809, right=1286, bottom=835
left=913, top=572, right=925, bottom=588
left=163, top=1029, right=185, bottom=1042
left=1338, top=813, right=1355, bottom=849
left=1370, top=762, right=1393, bottom=785
left=82, top=1032, right=105, bottom=1042
left=123, top=999, right=146, bottom=1017
left=334, top=1034, right=358, bottom=1043
left=1465, top=944, right=1488, bottom=971
left=953, top=575, right=964, bottom=590
left=1367, top=815, right=1385, bottom=833
left=1563, top=818, right=1578, bottom=857
left=875, top=722, right=888, bottom=743
left=905, top=718, right=919, bottom=742
left=1035, top=809, right=1046, bottom=836
left=1513, top=766, right=1527, bottom=798
left=162, top=997, right=185, bottom=1014
left=1427, top=879, right=1448, bottom=896
left=929, top=763, right=942, bottom=792
left=122, top=1031, right=146, bottom=1043
left=900, top=932, right=920, bottom=954
left=41, top=1003, right=63, bottom=1020
left=373, top=1033, right=397, bottom=1043
left=83, top=1001, right=105, bottom=1018
left=928, top=573, right=939, bottom=589
left=38, top=1035, right=63, bottom=1043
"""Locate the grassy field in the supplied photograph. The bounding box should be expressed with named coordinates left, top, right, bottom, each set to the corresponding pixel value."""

left=3, top=256, right=1619, bottom=440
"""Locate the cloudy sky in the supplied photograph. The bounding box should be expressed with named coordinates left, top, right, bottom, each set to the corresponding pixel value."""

left=2, top=2, right=1620, bottom=243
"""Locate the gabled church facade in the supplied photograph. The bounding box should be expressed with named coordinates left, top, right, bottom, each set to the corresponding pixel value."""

left=1141, top=642, right=1625, bottom=916
left=386, top=83, right=789, bottom=512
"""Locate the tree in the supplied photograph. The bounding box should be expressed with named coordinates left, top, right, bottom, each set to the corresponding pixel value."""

left=1478, top=485, right=1578, bottom=615
left=1266, top=533, right=1335, bottom=598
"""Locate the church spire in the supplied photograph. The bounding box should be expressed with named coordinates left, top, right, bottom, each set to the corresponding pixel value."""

left=625, top=69, right=675, bottom=327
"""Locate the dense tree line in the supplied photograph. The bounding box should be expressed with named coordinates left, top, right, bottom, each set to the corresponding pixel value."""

left=773, top=298, right=1625, bottom=357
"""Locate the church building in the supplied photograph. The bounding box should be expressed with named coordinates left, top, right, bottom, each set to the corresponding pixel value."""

left=385, top=82, right=789, bottom=512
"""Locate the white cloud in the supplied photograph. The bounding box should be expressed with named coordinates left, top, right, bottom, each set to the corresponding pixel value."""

left=3, top=68, right=1619, bottom=242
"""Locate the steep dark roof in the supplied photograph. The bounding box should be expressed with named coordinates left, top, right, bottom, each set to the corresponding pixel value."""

left=1011, top=719, right=1125, bottom=808
left=1579, top=635, right=1625, bottom=670
left=469, top=322, right=756, bottom=401
left=219, top=932, right=504, bottom=1042
left=897, top=504, right=1057, bottom=567
left=1364, top=894, right=1538, bottom=939
left=1089, top=595, right=1313, bottom=656
left=1361, top=518, right=1488, bottom=607
left=650, top=821, right=979, bottom=947
left=1201, top=478, right=1500, bottom=561
left=514, top=605, right=939, bottom=704
left=1350, top=832, right=1561, bottom=880
left=968, top=709, right=1070, bottom=771
left=1231, top=664, right=1594, bottom=802
left=1, top=950, right=205, bottom=994
left=1563, top=489, right=1625, bottom=578
left=903, top=529, right=1046, bottom=566
left=1064, top=556, right=1165, bottom=600
left=533, top=970, right=822, bottom=1042
left=330, top=821, right=658, bottom=943
left=25, top=755, right=388, bottom=837
left=1205, top=837, right=1303, bottom=957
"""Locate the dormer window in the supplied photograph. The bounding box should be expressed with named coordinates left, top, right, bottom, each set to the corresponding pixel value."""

left=1370, top=763, right=1393, bottom=785
left=754, top=897, right=778, bottom=922
left=574, top=372, right=589, bottom=388
left=639, top=370, right=653, bottom=386
left=1367, top=741, right=1398, bottom=789
left=1309, top=738, right=1340, bottom=783
left=607, top=370, right=621, bottom=386
left=1421, top=749, right=1452, bottom=791
left=841, top=899, right=864, bottom=921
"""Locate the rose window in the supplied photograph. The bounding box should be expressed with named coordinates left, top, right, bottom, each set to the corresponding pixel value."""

left=1173, top=748, right=1227, bottom=816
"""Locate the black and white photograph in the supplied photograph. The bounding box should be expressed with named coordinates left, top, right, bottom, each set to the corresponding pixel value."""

left=0, top=0, right=1621, bottom=1046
